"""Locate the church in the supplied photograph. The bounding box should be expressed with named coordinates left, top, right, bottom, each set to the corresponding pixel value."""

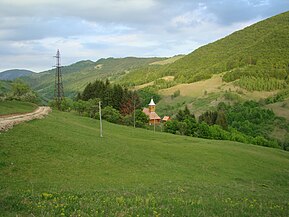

left=142, top=98, right=161, bottom=125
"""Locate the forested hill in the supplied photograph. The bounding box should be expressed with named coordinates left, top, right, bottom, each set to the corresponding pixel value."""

left=0, top=69, right=35, bottom=80
left=170, top=11, right=289, bottom=84
left=22, top=57, right=165, bottom=99
left=120, top=11, right=289, bottom=90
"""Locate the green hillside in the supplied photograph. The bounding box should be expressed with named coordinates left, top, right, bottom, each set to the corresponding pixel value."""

left=23, top=57, right=165, bottom=99
left=1, top=110, right=289, bottom=216
left=0, top=69, right=35, bottom=81
left=120, top=11, right=289, bottom=90
left=0, top=80, right=12, bottom=96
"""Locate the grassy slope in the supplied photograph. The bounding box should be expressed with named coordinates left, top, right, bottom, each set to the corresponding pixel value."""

left=149, top=55, right=185, bottom=65
left=0, top=101, right=37, bottom=115
left=1, top=111, right=289, bottom=216
left=266, top=98, right=289, bottom=121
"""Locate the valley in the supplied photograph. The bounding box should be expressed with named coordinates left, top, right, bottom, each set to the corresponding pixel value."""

left=1, top=8, right=289, bottom=217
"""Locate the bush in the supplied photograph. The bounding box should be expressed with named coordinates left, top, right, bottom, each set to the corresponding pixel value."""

left=102, top=106, right=122, bottom=124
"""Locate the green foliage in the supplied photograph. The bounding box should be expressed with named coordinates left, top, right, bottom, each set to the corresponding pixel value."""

left=135, top=109, right=149, bottom=128
left=137, top=89, right=161, bottom=108
left=164, top=101, right=284, bottom=149
left=11, top=79, right=31, bottom=97
left=118, top=65, right=165, bottom=86
left=235, top=77, right=287, bottom=91
left=175, top=106, right=196, bottom=122
left=49, top=98, right=74, bottom=112
left=80, top=79, right=139, bottom=116
left=198, top=110, right=228, bottom=130
left=73, top=100, right=88, bottom=115
left=2, top=79, right=40, bottom=103
left=102, top=106, right=122, bottom=124
left=265, top=89, right=289, bottom=104
left=0, top=80, right=12, bottom=97
left=225, top=101, right=275, bottom=138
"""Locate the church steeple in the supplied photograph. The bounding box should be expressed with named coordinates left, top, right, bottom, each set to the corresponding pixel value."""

left=148, top=98, right=156, bottom=112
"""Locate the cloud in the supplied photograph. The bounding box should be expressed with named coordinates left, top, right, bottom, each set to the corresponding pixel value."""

left=0, top=0, right=289, bottom=71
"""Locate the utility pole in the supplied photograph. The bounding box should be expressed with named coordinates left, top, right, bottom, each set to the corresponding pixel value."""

left=154, top=115, right=156, bottom=133
left=54, top=49, right=64, bottom=110
left=133, top=97, right=136, bottom=128
left=99, top=101, right=103, bottom=137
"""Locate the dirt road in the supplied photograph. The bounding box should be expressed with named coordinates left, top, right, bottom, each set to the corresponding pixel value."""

left=0, top=106, right=51, bottom=132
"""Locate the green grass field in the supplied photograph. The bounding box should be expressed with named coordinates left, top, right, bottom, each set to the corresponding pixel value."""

left=1, top=111, right=289, bottom=216
left=0, top=101, right=37, bottom=116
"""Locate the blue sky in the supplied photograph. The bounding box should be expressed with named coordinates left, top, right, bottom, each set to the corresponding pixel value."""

left=0, top=0, right=289, bottom=72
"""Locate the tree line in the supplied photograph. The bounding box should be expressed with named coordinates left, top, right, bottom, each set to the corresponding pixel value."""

left=164, top=101, right=289, bottom=150
left=52, top=79, right=149, bottom=128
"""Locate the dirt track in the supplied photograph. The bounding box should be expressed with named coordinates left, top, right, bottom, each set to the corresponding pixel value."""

left=0, top=106, right=51, bottom=132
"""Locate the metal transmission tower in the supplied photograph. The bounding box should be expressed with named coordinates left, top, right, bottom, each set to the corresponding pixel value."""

left=54, top=49, right=64, bottom=110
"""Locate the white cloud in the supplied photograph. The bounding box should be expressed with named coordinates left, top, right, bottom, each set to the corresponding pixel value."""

left=0, top=0, right=289, bottom=72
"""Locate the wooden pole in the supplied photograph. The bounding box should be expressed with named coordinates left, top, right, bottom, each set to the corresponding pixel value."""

left=133, top=97, right=136, bottom=128
left=99, top=101, right=103, bottom=137
left=154, top=115, right=155, bottom=133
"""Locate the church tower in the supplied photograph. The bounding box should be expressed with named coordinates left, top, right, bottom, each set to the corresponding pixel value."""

left=148, top=98, right=156, bottom=112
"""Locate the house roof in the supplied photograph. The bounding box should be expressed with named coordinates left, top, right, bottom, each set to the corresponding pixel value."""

left=162, top=116, right=170, bottom=121
left=148, top=98, right=155, bottom=106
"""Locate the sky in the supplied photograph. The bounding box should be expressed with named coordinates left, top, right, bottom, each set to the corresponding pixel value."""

left=0, top=0, right=289, bottom=72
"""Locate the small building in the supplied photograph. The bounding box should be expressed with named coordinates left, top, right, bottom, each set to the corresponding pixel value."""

left=142, top=98, right=161, bottom=125
left=162, top=116, right=171, bottom=122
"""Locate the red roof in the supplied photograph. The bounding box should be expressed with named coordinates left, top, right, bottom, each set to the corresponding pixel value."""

left=142, top=108, right=161, bottom=120
left=162, top=116, right=170, bottom=121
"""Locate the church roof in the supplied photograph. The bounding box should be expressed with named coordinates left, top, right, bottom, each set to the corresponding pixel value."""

left=148, top=112, right=161, bottom=120
left=142, top=108, right=161, bottom=120
left=148, top=98, right=155, bottom=106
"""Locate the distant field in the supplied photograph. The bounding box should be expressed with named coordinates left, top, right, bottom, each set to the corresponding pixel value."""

left=0, top=101, right=37, bottom=116
left=266, top=99, right=289, bottom=121
left=1, top=110, right=289, bottom=216
left=155, top=74, right=279, bottom=116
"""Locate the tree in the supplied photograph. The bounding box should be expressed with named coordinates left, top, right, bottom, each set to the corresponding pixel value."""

left=73, top=100, right=88, bottom=115
left=86, top=98, right=100, bottom=118
left=102, top=106, right=122, bottom=124
left=164, top=120, right=179, bottom=134
left=176, top=106, right=196, bottom=122
left=135, top=109, right=149, bottom=128
left=215, top=111, right=228, bottom=130
left=12, top=79, right=30, bottom=97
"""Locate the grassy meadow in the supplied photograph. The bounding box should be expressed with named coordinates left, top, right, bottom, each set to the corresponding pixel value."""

left=1, top=110, right=289, bottom=216
left=0, top=101, right=37, bottom=116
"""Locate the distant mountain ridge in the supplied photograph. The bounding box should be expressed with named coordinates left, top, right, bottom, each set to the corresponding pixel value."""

left=0, top=69, right=35, bottom=80
left=13, top=11, right=289, bottom=99
left=22, top=57, right=166, bottom=99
